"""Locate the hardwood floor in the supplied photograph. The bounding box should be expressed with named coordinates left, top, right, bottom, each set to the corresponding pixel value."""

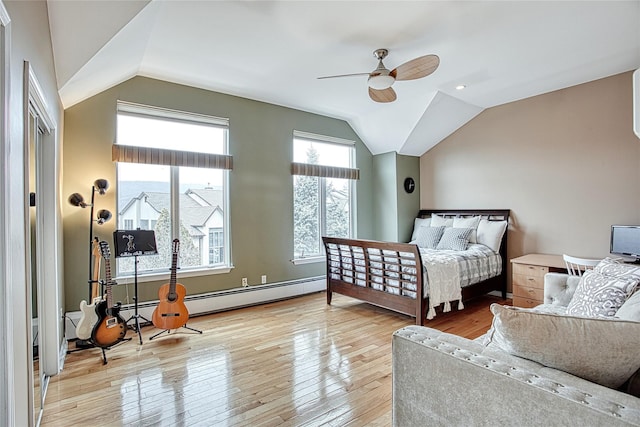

left=42, top=292, right=507, bottom=426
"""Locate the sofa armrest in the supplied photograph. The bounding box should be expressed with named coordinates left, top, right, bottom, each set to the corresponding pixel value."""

left=392, top=325, right=640, bottom=426
left=543, top=272, right=580, bottom=307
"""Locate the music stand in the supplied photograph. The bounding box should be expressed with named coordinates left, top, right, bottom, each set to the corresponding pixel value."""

left=114, top=229, right=158, bottom=345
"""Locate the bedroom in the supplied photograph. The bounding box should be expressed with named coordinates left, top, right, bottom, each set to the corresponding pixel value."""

left=1, top=1, right=639, bottom=426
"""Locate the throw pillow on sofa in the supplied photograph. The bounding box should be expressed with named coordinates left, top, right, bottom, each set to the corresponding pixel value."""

left=485, top=304, right=640, bottom=389
left=565, top=270, right=638, bottom=318
left=594, top=257, right=640, bottom=282
left=616, top=290, right=640, bottom=322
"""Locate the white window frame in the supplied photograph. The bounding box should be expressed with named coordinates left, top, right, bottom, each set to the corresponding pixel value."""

left=292, top=131, right=356, bottom=264
left=115, top=102, right=232, bottom=279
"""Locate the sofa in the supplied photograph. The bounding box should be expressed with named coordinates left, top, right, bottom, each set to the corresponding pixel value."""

left=392, top=260, right=640, bottom=426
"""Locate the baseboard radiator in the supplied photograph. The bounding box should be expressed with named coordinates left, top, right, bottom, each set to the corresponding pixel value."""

left=64, top=276, right=325, bottom=340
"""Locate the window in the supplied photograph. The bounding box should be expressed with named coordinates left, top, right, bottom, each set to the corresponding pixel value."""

left=114, top=102, right=232, bottom=276
left=209, top=228, right=224, bottom=264
left=292, top=131, right=358, bottom=259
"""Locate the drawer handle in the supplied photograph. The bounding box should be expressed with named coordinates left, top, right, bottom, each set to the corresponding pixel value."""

left=527, top=278, right=534, bottom=281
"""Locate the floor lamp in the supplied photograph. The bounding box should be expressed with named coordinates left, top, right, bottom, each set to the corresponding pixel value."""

left=68, top=179, right=112, bottom=347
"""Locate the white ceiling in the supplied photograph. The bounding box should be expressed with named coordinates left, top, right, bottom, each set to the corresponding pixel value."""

left=47, top=1, right=640, bottom=156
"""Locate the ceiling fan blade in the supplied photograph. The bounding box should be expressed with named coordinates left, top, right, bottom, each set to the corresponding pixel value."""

left=317, top=72, right=371, bottom=80
left=391, top=54, right=440, bottom=81
left=369, top=87, right=397, bottom=103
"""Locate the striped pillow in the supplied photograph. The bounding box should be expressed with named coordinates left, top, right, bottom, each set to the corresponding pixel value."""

left=436, top=227, right=473, bottom=251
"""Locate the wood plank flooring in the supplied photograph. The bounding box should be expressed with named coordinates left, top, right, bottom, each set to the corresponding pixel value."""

left=42, top=292, right=507, bottom=426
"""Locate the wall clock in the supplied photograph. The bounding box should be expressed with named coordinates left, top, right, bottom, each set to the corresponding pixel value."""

left=403, top=177, right=415, bottom=194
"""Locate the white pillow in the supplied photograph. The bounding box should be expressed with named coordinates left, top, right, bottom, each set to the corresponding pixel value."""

left=566, top=270, right=638, bottom=318
left=485, top=304, right=640, bottom=389
left=452, top=216, right=481, bottom=243
left=616, top=290, right=640, bottom=322
left=430, top=214, right=453, bottom=228
left=410, top=217, right=431, bottom=242
left=476, top=219, right=507, bottom=252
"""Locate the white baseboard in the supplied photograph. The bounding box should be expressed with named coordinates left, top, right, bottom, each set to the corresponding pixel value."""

left=65, top=276, right=325, bottom=340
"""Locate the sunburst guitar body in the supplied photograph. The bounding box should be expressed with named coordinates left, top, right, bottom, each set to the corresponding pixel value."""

left=91, top=241, right=127, bottom=348
left=152, top=239, right=190, bottom=330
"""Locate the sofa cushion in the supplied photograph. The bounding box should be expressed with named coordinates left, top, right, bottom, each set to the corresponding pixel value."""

left=485, top=304, right=640, bottom=389
left=616, top=290, right=640, bottom=322
left=566, top=270, right=638, bottom=318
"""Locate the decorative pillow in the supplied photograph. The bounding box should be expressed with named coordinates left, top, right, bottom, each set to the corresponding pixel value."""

left=410, top=217, right=431, bottom=242
left=436, top=227, right=472, bottom=251
left=566, top=270, right=638, bottom=318
left=415, top=226, right=445, bottom=249
left=430, top=214, right=454, bottom=228
left=616, top=290, right=640, bottom=322
left=452, top=216, right=481, bottom=243
left=485, top=304, right=640, bottom=389
left=476, top=219, right=507, bottom=253
left=594, top=257, right=640, bottom=282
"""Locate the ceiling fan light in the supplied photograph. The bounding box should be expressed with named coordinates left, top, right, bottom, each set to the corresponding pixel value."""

left=368, top=74, right=395, bottom=90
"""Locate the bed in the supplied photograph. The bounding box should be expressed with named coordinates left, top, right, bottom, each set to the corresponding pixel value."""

left=322, top=209, right=510, bottom=326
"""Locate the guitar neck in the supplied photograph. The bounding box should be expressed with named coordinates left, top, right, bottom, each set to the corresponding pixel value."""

left=104, top=258, right=114, bottom=308
left=169, top=251, right=178, bottom=292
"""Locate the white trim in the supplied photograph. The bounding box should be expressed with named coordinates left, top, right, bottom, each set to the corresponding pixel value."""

left=293, top=129, right=355, bottom=146
left=117, top=100, right=229, bottom=128
left=115, top=265, right=233, bottom=284
left=27, top=67, right=53, bottom=132
left=633, top=69, right=639, bottom=139
left=291, top=255, right=325, bottom=265
left=0, top=2, right=11, bottom=425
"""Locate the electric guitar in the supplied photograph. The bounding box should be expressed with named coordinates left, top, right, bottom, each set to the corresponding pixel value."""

left=91, top=240, right=127, bottom=348
left=76, top=238, right=102, bottom=340
left=152, top=239, right=190, bottom=330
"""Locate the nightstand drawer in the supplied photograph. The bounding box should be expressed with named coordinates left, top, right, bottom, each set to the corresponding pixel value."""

left=513, top=273, right=544, bottom=289
left=513, top=284, right=544, bottom=301
left=512, top=263, right=549, bottom=277
left=513, top=296, right=540, bottom=308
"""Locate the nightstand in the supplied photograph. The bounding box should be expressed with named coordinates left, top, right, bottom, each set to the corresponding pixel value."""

left=510, top=254, right=566, bottom=308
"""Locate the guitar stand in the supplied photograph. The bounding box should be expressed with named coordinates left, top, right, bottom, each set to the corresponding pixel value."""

left=125, top=255, right=151, bottom=345
left=149, top=324, right=202, bottom=341
left=100, top=337, right=132, bottom=365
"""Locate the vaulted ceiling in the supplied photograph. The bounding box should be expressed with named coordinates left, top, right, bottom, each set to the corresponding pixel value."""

left=47, top=1, right=640, bottom=156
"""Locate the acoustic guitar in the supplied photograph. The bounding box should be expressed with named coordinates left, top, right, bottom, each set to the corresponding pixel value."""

left=76, top=238, right=102, bottom=341
left=91, top=240, right=127, bottom=348
left=152, top=239, right=189, bottom=330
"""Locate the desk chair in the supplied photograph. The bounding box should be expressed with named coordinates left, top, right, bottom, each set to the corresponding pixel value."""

left=563, top=254, right=601, bottom=276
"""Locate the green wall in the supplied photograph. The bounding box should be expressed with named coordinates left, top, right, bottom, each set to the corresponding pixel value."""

left=371, top=152, right=420, bottom=242
left=396, top=154, right=421, bottom=242
left=62, top=76, right=373, bottom=312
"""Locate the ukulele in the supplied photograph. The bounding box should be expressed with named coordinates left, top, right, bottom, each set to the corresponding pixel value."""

left=152, top=239, right=189, bottom=330
left=76, top=238, right=102, bottom=340
left=91, top=240, right=127, bottom=348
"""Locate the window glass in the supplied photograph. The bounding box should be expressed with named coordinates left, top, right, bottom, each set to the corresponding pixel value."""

left=115, top=105, right=229, bottom=277
left=293, top=136, right=354, bottom=258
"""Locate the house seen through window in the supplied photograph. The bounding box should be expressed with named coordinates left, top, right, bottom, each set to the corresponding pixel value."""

left=115, top=102, right=230, bottom=277
left=293, top=132, right=355, bottom=259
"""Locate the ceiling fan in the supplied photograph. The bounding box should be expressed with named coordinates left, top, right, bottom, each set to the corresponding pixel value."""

left=318, top=48, right=440, bottom=103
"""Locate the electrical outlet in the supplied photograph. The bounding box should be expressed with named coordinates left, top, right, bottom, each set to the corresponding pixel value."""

left=261, top=275, right=267, bottom=284
left=242, top=277, right=248, bottom=287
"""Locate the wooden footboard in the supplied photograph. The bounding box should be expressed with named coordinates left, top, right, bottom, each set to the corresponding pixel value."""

left=322, top=237, right=426, bottom=325
left=322, top=209, right=510, bottom=325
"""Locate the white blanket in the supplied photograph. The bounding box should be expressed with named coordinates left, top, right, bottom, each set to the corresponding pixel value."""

left=422, top=251, right=464, bottom=319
